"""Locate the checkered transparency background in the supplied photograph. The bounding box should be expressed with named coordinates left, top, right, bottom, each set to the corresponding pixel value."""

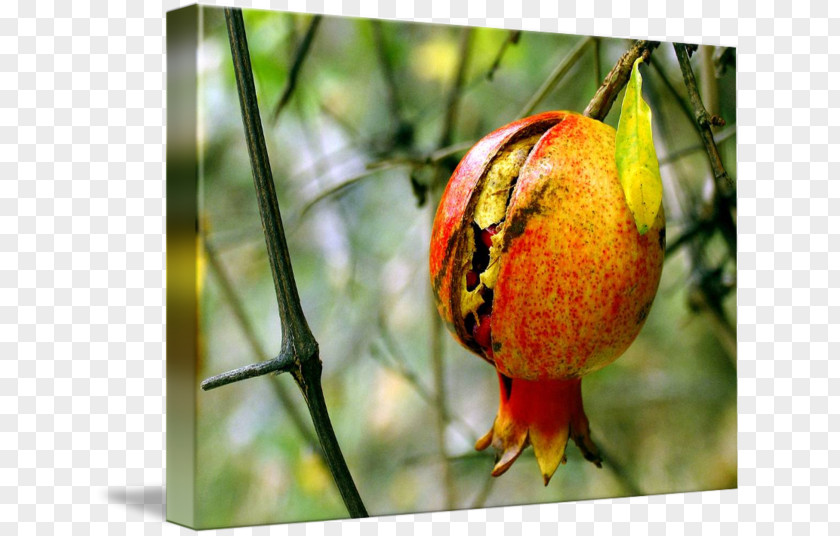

left=2, top=0, right=836, bottom=533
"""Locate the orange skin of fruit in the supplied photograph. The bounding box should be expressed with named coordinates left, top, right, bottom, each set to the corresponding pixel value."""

left=429, top=111, right=565, bottom=349
left=429, top=112, right=665, bottom=483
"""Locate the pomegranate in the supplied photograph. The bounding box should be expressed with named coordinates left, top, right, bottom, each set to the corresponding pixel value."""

left=429, top=111, right=664, bottom=484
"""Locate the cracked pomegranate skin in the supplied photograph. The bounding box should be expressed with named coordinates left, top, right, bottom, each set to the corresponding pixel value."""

left=429, top=111, right=665, bottom=482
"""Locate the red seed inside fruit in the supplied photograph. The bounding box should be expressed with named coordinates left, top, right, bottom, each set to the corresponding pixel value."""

left=466, top=270, right=479, bottom=290
left=467, top=221, right=503, bottom=355
left=471, top=223, right=490, bottom=273
left=473, top=314, right=492, bottom=351
left=480, top=224, right=499, bottom=248
left=465, top=220, right=500, bottom=355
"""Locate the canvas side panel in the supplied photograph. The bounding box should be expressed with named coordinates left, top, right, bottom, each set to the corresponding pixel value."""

left=165, top=4, right=199, bottom=529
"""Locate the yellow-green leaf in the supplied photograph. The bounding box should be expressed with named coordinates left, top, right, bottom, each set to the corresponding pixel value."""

left=615, top=57, right=663, bottom=235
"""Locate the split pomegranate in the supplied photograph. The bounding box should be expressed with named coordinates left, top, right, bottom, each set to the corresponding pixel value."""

left=429, top=111, right=665, bottom=484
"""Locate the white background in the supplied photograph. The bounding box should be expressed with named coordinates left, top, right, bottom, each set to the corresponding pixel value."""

left=3, top=0, right=836, bottom=534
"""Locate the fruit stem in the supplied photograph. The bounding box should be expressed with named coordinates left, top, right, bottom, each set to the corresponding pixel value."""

left=584, top=40, right=659, bottom=121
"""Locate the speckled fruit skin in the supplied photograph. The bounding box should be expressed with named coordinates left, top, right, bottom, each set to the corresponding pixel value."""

left=490, top=113, right=664, bottom=380
left=429, top=111, right=665, bottom=483
left=429, top=112, right=565, bottom=346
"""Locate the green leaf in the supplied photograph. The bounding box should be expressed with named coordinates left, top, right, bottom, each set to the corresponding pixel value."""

left=615, top=57, right=663, bottom=235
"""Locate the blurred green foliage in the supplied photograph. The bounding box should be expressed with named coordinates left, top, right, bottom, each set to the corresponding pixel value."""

left=193, top=7, right=736, bottom=528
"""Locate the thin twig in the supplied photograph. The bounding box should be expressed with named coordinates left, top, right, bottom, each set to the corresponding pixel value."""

left=202, top=355, right=296, bottom=391
left=650, top=48, right=736, bottom=263
left=470, top=474, right=496, bottom=509
left=369, top=344, right=436, bottom=404
left=517, top=36, right=593, bottom=119
left=648, top=54, right=696, bottom=127
left=296, top=141, right=474, bottom=220
left=202, top=240, right=320, bottom=449
left=673, top=43, right=735, bottom=199
left=650, top=57, right=736, bottom=370
left=438, top=27, right=473, bottom=149
left=319, top=101, right=364, bottom=139
left=429, top=201, right=454, bottom=510
left=367, top=141, right=475, bottom=169
left=297, top=162, right=402, bottom=219
left=272, top=15, right=322, bottom=123
left=592, top=37, right=601, bottom=90
left=673, top=43, right=736, bottom=263
left=486, top=30, right=521, bottom=80
left=664, top=220, right=714, bottom=259
left=207, top=9, right=367, bottom=518
left=371, top=21, right=403, bottom=126
left=594, top=439, right=644, bottom=497
left=659, top=125, right=736, bottom=166
left=430, top=28, right=474, bottom=511
left=700, top=45, right=719, bottom=119
left=583, top=40, right=659, bottom=121
left=401, top=448, right=486, bottom=467
left=373, top=313, right=478, bottom=441
left=707, top=306, right=737, bottom=366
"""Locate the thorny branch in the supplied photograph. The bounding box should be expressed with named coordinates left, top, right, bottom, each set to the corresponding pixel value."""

left=202, top=8, right=367, bottom=519
left=203, top=239, right=321, bottom=451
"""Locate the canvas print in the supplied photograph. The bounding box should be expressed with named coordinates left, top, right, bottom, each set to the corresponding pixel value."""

left=167, top=5, right=737, bottom=529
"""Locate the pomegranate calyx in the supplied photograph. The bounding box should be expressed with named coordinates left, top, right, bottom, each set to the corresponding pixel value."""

left=475, top=373, right=602, bottom=485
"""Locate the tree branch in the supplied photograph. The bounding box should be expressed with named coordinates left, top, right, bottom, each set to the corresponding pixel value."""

left=201, top=353, right=295, bottom=391
left=438, top=27, right=473, bottom=149
left=592, top=37, right=602, bottom=90
left=673, top=43, right=735, bottom=200
left=371, top=21, right=404, bottom=128
left=203, top=8, right=368, bottom=519
left=486, top=30, right=521, bottom=80
left=649, top=54, right=697, bottom=129
left=593, top=439, right=644, bottom=497
left=370, top=322, right=478, bottom=442
left=517, top=36, right=594, bottom=119
left=659, top=125, right=736, bottom=166
left=583, top=40, right=659, bottom=121
left=296, top=141, right=474, bottom=221
left=431, top=26, right=474, bottom=511
left=202, top=239, right=321, bottom=450
left=272, top=15, right=322, bottom=123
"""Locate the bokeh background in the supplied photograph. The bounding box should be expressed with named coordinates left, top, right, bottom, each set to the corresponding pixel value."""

left=195, top=7, right=736, bottom=528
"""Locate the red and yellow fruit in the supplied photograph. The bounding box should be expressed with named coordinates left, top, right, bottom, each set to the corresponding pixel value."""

left=429, top=111, right=665, bottom=484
